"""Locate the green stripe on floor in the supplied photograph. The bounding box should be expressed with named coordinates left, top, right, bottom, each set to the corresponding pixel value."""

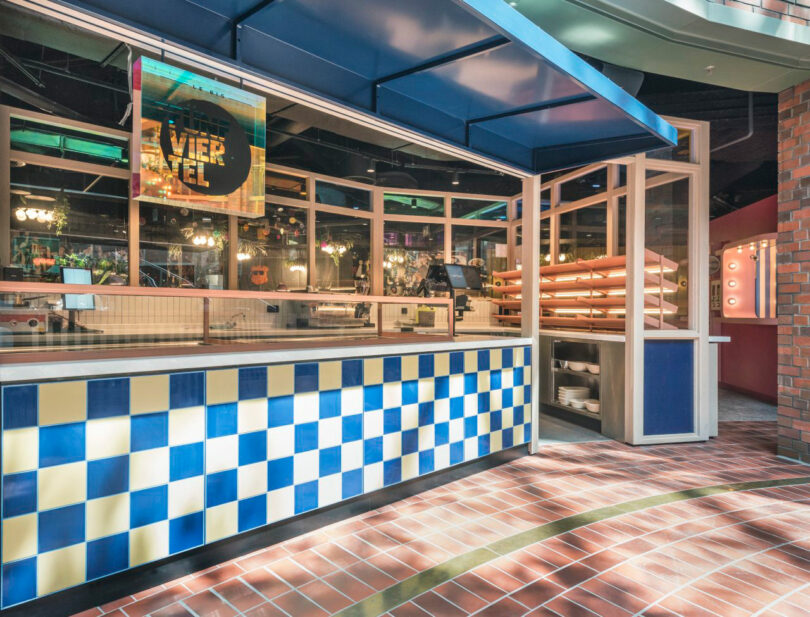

left=334, top=476, right=810, bottom=617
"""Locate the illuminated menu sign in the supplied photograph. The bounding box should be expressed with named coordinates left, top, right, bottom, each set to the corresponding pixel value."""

left=132, top=57, right=265, bottom=217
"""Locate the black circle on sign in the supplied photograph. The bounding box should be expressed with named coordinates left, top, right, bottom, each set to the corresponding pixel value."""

left=160, top=99, right=251, bottom=196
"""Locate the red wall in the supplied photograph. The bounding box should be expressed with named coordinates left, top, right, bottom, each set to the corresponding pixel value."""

left=710, top=195, right=777, bottom=403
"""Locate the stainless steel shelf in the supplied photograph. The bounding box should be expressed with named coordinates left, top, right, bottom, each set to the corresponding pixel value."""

left=552, top=367, right=600, bottom=379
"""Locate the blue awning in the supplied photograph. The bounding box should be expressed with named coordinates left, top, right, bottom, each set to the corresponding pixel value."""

left=67, top=0, right=677, bottom=174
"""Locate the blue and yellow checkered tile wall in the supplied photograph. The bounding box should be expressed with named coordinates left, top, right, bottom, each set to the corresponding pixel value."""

left=0, top=346, right=531, bottom=608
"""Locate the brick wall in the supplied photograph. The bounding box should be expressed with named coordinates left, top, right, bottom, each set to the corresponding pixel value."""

left=708, top=0, right=810, bottom=25
left=777, top=80, right=810, bottom=462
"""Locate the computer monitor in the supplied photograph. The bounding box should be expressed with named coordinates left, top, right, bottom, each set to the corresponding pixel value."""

left=443, top=264, right=483, bottom=290
left=61, top=267, right=95, bottom=310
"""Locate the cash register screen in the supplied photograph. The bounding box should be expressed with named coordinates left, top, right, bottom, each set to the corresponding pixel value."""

left=61, top=267, right=95, bottom=310
left=444, top=265, right=482, bottom=290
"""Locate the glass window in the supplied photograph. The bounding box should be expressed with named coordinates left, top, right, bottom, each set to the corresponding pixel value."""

left=315, top=180, right=371, bottom=211
left=647, top=129, right=692, bottom=162
left=515, top=219, right=550, bottom=266
left=618, top=196, right=627, bottom=256
left=451, top=226, right=507, bottom=294
left=267, top=170, right=308, bottom=200
left=645, top=176, right=690, bottom=329
left=559, top=168, right=607, bottom=204
left=451, top=198, right=507, bottom=221
left=10, top=116, right=128, bottom=169
left=10, top=164, right=128, bottom=283
left=515, top=190, right=549, bottom=220
left=139, top=205, right=229, bottom=289
left=237, top=204, right=307, bottom=291
left=383, top=221, right=444, bottom=296
left=315, top=210, right=370, bottom=293
left=384, top=193, right=444, bottom=217
left=559, top=204, right=607, bottom=263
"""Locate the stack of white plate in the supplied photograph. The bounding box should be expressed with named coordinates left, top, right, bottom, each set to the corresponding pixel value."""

left=558, top=386, right=590, bottom=408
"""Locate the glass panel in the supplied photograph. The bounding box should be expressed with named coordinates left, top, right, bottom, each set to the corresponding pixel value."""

left=139, top=205, right=229, bottom=289
left=451, top=226, right=507, bottom=295
left=315, top=180, right=371, bottom=211
left=617, top=196, right=627, bottom=256
left=383, top=221, right=444, bottom=296
left=645, top=175, right=690, bottom=329
left=516, top=198, right=522, bottom=219
left=10, top=116, right=128, bottom=169
left=514, top=219, right=550, bottom=266
left=10, top=164, right=128, bottom=283
left=384, top=193, right=444, bottom=216
left=237, top=204, right=307, bottom=291
left=267, top=170, right=308, bottom=200
left=559, top=203, right=607, bottom=262
left=647, top=129, right=692, bottom=162
left=315, top=210, right=370, bottom=293
left=451, top=197, right=507, bottom=221
left=559, top=167, right=607, bottom=204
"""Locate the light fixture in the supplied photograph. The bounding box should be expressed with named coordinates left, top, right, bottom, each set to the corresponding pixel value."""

left=451, top=171, right=460, bottom=186
left=760, top=240, right=768, bottom=248
left=728, top=298, right=737, bottom=305
left=728, top=262, right=737, bottom=270
left=728, top=280, right=737, bottom=287
left=411, top=198, right=418, bottom=209
left=544, top=254, right=551, bottom=263
left=15, top=207, right=54, bottom=223
left=559, top=254, right=567, bottom=262
left=237, top=252, right=251, bottom=261
left=366, top=158, right=376, bottom=174
left=749, top=242, right=755, bottom=251
left=737, top=245, right=742, bottom=253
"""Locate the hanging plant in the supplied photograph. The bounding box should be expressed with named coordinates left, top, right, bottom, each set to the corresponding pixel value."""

left=49, top=190, right=70, bottom=236
left=319, top=238, right=353, bottom=266
left=168, top=243, right=183, bottom=262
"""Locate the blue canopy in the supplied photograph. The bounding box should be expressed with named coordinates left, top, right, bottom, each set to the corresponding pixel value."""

left=69, top=0, right=677, bottom=174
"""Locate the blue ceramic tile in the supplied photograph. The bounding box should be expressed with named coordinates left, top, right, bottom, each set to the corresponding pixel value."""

left=131, top=412, right=168, bottom=452
left=342, top=359, right=363, bottom=388
left=502, top=388, right=513, bottom=409
left=503, top=427, right=514, bottom=449
left=524, top=346, right=531, bottom=366
left=435, top=422, right=449, bottom=446
left=363, top=384, right=382, bottom=411
left=1, top=557, right=36, bottom=608
left=464, top=416, right=477, bottom=439
left=435, top=376, right=449, bottom=400
left=478, top=434, right=490, bottom=457
left=502, top=348, right=513, bottom=368
left=268, top=395, right=294, bottom=427
left=514, top=366, right=524, bottom=386
left=450, top=397, right=464, bottom=420
left=267, top=456, right=293, bottom=490
left=169, top=443, right=204, bottom=482
left=383, top=459, right=401, bottom=486
left=449, top=352, right=464, bottom=375
left=524, top=384, right=532, bottom=405
left=87, top=378, right=129, bottom=419
left=130, top=485, right=168, bottom=528
left=238, top=367, right=267, bottom=400
left=319, top=446, right=341, bottom=477
left=86, top=532, right=128, bottom=580
left=39, top=423, right=85, bottom=468
left=401, top=428, right=418, bottom=455
left=464, top=373, right=477, bottom=395
left=238, top=431, right=266, bottom=466
left=319, top=390, right=341, bottom=419
left=38, top=503, right=84, bottom=553
left=383, top=357, right=401, bottom=383
left=383, top=408, right=401, bottom=434
left=294, top=422, right=318, bottom=453
left=513, top=405, right=524, bottom=426
left=418, top=402, right=433, bottom=427
left=2, top=385, right=37, bottom=429
left=490, top=369, right=502, bottom=391
left=88, top=455, right=129, bottom=499
left=206, top=469, right=237, bottom=508
left=294, top=363, right=318, bottom=393
left=238, top=495, right=266, bottom=532
left=419, top=450, right=434, bottom=475
left=524, top=423, right=531, bottom=442
left=478, top=349, right=490, bottom=371
left=490, top=410, right=502, bottom=431
left=402, top=380, right=418, bottom=405
left=342, top=414, right=362, bottom=443
left=363, top=437, right=382, bottom=465
left=418, top=354, right=434, bottom=378
left=478, top=393, right=490, bottom=414
left=294, top=480, right=318, bottom=514
left=170, top=372, right=204, bottom=409
left=207, top=402, right=238, bottom=438
left=342, top=469, right=362, bottom=499
left=169, top=511, right=203, bottom=554
left=450, top=441, right=464, bottom=465
left=2, top=471, right=37, bottom=518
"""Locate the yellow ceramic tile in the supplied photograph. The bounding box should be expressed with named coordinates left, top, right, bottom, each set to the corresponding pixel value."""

left=293, top=391, right=318, bottom=423
left=237, top=399, right=266, bottom=433
left=490, top=349, right=502, bottom=370
left=86, top=416, right=130, bottom=460
left=237, top=461, right=267, bottom=499
left=2, top=428, right=38, bottom=474
left=129, top=447, right=170, bottom=491
left=38, top=462, right=86, bottom=511
left=268, top=364, right=294, bottom=397
left=364, top=358, right=383, bottom=385
left=418, top=379, right=435, bottom=402
left=478, top=372, right=490, bottom=392
left=168, top=476, right=204, bottom=518
left=401, top=355, right=419, bottom=381
left=205, top=501, right=238, bottom=543
left=382, top=383, right=401, bottom=409
left=206, top=435, right=238, bottom=474
left=86, top=493, right=130, bottom=541
left=267, top=486, right=294, bottom=524
left=38, top=543, right=85, bottom=596
left=130, top=375, right=169, bottom=415
left=490, top=430, right=503, bottom=453
left=39, top=381, right=86, bottom=426
left=319, top=361, right=342, bottom=391
left=2, top=513, right=37, bottom=562
left=478, top=413, right=490, bottom=434
left=434, top=353, right=450, bottom=377
left=129, top=520, right=169, bottom=567
left=401, top=453, right=419, bottom=481
left=464, top=351, right=477, bottom=373
left=490, top=389, right=502, bottom=412
left=168, top=406, right=204, bottom=446
left=206, top=369, right=238, bottom=405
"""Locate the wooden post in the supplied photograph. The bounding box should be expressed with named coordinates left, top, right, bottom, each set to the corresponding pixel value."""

left=625, top=154, right=645, bottom=443
left=521, top=175, right=541, bottom=454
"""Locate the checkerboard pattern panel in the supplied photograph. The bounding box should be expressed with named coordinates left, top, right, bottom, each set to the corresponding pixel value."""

left=0, top=346, right=529, bottom=608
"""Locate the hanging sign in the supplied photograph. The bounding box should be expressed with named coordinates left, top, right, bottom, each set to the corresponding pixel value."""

left=132, top=57, right=265, bottom=217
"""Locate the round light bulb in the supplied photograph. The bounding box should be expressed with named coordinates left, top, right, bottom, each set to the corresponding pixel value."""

left=728, top=263, right=737, bottom=270
left=728, top=280, right=737, bottom=287
left=728, top=298, right=737, bottom=305
left=15, top=209, right=26, bottom=222
left=737, top=246, right=742, bottom=254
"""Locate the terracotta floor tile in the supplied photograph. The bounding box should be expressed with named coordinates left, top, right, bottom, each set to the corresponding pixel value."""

left=390, top=601, right=434, bottom=617
left=472, top=597, right=527, bottom=617
left=214, top=578, right=266, bottom=612
left=119, top=585, right=190, bottom=617
left=293, top=549, right=339, bottom=578
left=544, top=595, right=600, bottom=616
left=149, top=603, right=195, bottom=617
left=272, top=590, right=329, bottom=617
left=241, top=569, right=291, bottom=600
left=322, top=569, right=377, bottom=602
left=370, top=551, right=421, bottom=580
left=267, top=557, right=317, bottom=588
left=509, top=578, right=566, bottom=609
left=454, top=572, right=508, bottom=603
left=346, top=560, right=398, bottom=591
left=243, top=603, right=289, bottom=617
left=413, top=590, right=468, bottom=617
left=313, top=542, right=362, bottom=568
left=182, top=590, right=238, bottom=617
left=433, top=581, right=489, bottom=614
left=298, top=579, right=353, bottom=613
